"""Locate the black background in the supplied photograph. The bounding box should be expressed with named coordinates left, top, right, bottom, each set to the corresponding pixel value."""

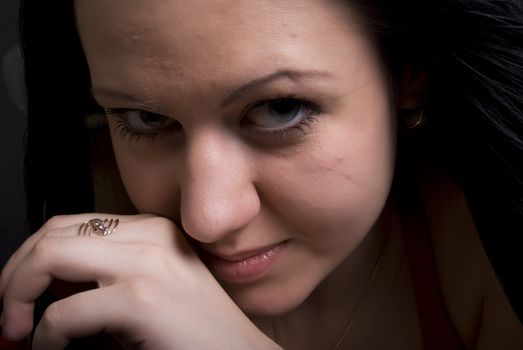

left=1, top=0, right=27, bottom=267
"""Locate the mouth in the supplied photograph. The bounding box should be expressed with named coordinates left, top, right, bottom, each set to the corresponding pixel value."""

left=197, top=241, right=289, bottom=284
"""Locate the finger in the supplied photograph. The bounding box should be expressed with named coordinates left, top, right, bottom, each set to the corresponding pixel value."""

left=32, top=284, right=144, bottom=350
left=0, top=214, right=154, bottom=296
left=1, top=216, right=182, bottom=340
left=2, top=235, right=157, bottom=340
left=0, top=222, right=81, bottom=298
left=2, top=214, right=176, bottom=299
left=0, top=216, right=79, bottom=293
left=3, top=214, right=150, bottom=273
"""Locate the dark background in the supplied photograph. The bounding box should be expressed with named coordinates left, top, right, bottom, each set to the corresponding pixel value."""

left=1, top=0, right=28, bottom=267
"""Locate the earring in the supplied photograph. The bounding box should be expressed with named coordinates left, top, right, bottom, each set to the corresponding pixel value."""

left=400, top=108, right=426, bottom=129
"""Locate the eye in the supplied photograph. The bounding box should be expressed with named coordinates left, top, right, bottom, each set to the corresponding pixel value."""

left=243, top=98, right=318, bottom=132
left=106, top=108, right=179, bottom=134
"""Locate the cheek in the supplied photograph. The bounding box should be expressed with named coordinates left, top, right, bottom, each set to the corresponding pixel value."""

left=110, top=137, right=181, bottom=217
left=257, top=103, right=396, bottom=253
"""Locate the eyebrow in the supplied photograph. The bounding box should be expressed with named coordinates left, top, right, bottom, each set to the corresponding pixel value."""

left=221, top=69, right=333, bottom=107
left=90, top=89, right=163, bottom=113
left=91, top=69, right=333, bottom=112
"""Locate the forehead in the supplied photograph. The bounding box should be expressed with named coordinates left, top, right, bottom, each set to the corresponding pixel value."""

left=74, top=0, right=362, bottom=62
left=74, top=0, right=356, bottom=42
left=74, top=0, right=372, bottom=102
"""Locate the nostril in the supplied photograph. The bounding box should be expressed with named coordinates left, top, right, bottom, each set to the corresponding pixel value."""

left=180, top=185, right=261, bottom=244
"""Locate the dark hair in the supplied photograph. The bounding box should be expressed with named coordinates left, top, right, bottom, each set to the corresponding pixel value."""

left=352, top=0, right=523, bottom=322
left=20, top=0, right=522, bottom=321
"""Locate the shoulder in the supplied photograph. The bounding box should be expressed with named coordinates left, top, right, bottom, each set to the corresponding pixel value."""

left=416, top=167, right=522, bottom=350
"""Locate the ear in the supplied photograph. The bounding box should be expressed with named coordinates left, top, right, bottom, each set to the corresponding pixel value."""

left=397, top=65, right=430, bottom=110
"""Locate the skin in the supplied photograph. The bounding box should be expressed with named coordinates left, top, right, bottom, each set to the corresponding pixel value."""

left=78, top=0, right=396, bottom=314
left=0, top=215, right=279, bottom=349
left=2, top=1, right=521, bottom=348
left=1, top=0, right=426, bottom=349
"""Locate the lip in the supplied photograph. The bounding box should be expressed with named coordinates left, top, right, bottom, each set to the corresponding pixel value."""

left=199, top=241, right=288, bottom=284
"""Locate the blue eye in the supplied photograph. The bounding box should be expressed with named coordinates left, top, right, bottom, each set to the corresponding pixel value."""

left=243, top=98, right=320, bottom=133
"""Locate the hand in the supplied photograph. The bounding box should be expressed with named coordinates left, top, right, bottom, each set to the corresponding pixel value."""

left=0, top=214, right=280, bottom=349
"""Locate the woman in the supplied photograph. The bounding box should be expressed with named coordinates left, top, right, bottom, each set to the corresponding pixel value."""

left=1, top=0, right=522, bottom=349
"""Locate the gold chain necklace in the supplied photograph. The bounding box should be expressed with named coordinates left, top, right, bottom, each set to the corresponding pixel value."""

left=271, top=248, right=385, bottom=350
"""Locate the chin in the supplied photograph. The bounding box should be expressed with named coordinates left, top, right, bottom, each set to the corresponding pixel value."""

left=240, top=298, right=306, bottom=318
left=224, top=279, right=317, bottom=317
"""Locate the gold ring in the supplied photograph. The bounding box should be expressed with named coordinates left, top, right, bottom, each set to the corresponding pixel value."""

left=79, top=218, right=119, bottom=236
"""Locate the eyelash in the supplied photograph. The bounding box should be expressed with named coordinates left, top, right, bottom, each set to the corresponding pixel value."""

left=106, top=109, right=167, bottom=145
left=243, top=96, right=322, bottom=139
left=105, top=96, right=323, bottom=144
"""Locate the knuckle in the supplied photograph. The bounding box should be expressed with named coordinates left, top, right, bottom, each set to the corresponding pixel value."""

left=122, top=277, right=165, bottom=309
left=141, top=216, right=183, bottom=247
left=136, top=213, right=157, bottom=219
left=42, top=215, right=67, bottom=230
left=132, top=244, right=173, bottom=273
left=40, top=301, right=64, bottom=330
left=31, top=237, right=55, bottom=262
left=132, top=243, right=159, bottom=260
left=144, top=216, right=177, bottom=232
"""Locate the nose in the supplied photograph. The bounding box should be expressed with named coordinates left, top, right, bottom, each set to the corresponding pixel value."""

left=179, top=129, right=260, bottom=243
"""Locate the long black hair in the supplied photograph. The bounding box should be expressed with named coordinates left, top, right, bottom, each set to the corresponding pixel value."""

left=20, top=0, right=523, bottom=321
left=353, top=0, right=523, bottom=322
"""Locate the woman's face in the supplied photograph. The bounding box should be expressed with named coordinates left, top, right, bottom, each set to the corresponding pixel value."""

left=76, top=0, right=396, bottom=316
